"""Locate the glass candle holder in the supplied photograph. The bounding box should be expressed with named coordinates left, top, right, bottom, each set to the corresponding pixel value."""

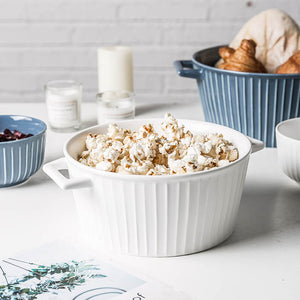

left=45, top=80, right=82, bottom=132
left=96, top=90, right=135, bottom=124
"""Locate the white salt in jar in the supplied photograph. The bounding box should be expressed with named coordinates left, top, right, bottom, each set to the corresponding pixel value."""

left=45, top=80, right=82, bottom=132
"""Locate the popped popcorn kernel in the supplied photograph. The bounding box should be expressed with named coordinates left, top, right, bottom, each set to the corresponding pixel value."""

left=78, top=114, right=239, bottom=175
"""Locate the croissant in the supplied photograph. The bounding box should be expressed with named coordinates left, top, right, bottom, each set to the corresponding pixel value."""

left=218, top=39, right=267, bottom=73
left=275, top=50, right=300, bottom=74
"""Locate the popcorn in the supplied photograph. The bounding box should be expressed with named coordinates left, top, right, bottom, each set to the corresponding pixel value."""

left=96, top=160, right=114, bottom=172
left=78, top=113, right=239, bottom=175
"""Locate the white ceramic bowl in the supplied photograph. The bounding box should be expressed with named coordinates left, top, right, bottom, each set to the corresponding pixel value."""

left=276, top=118, right=300, bottom=183
left=43, top=119, right=264, bottom=257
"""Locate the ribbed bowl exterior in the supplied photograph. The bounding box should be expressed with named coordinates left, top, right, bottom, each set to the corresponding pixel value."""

left=69, top=157, right=249, bottom=257
left=0, top=134, right=46, bottom=187
left=197, top=71, right=300, bottom=147
left=276, top=133, right=300, bottom=183
left=187, top=46, right=300, bottom=148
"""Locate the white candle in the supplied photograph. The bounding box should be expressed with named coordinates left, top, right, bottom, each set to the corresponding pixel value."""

left=45, top=80, right=82, bottom=131
left=96, top=90, right=135, bottom=124
left=97, top=46, right=134, bottom=93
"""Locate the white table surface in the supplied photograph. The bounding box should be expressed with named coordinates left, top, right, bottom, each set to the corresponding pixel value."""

left=0, top=102, right=300, bottom=300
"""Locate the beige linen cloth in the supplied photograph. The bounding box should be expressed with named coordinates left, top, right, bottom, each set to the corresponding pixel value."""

left=217, top=9, right=300, bottom=73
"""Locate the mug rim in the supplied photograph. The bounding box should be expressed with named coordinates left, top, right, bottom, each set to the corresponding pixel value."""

left=276, top=117, right=300, bottom=143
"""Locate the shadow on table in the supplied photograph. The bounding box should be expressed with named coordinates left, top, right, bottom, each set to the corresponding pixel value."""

left=219, top=182, right=300, bottom=248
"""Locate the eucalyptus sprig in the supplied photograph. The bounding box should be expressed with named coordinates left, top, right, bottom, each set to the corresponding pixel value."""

left=0, top=260, right=106, bottom=300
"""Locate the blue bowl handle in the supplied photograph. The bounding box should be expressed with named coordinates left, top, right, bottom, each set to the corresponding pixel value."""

left=174, top=60, right=203, bottom=79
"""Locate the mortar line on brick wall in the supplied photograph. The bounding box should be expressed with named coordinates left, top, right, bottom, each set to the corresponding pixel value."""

left=0, top=43, right=214, bottom=48
left=0, top=67, right=176, bottom=72
left=207, top=0, right=215, bottom=21
left=0, top=43, right=72, bottom=48
left=0, top=20, right=120, bottom=24
left=69, top=26, right=78, bottom=47
left=115, top=18, right=208, bottom=23
left=0, top=47, right=97, bottom=51
left=161, top=74, right=168, bottom=95
left=115, top=2, right=121, bottom=19
left=0, top=68, right=95, bottom=72
left=0, top=45, right=213, bottom=51
left=0, top=19, right=219, bottom=25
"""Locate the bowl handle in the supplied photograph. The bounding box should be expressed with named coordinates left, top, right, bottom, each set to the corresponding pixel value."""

left=248, top=137, right=264, bottom=154
left=43, top=157, right=92, bottom=190
left=174, top=60, right=203, bottom=79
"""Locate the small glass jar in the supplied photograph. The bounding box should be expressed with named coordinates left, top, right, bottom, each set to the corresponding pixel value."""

left=45, top=80, right=82, bottom=132
left=96, top=90, right=135, bottom=124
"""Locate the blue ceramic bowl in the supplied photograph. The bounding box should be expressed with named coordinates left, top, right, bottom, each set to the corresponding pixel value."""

left=0, top=115, right=47, bottom=188
left=174, top=45, right=300, bottom=147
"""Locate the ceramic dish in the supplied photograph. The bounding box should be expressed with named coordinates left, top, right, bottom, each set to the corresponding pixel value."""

left=43, top=119, right=264, bottom=257
left=174, top=45, right=300, bottom=147
left=0, top=115, right=47, bottom=188
left=276, top=118, right=300, bottom=183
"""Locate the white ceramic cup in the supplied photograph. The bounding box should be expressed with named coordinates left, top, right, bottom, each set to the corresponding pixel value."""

left=276, top=118, right=300, bottom=184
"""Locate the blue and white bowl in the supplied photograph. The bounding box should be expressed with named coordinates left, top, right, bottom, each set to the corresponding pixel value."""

left=174, top=45, right=300, bottom=147
left=0, top=115, right=47, bottom=188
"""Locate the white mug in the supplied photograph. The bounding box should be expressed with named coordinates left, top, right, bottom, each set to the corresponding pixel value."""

left=276, top=118, right=300, bottom=184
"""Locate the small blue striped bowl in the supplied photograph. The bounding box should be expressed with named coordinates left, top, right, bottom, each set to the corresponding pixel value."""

left=174, top=45, right=300, bottom=147
left=0, top=115, right=46, bottom=188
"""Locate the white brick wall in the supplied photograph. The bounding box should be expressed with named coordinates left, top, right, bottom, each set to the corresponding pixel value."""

left=0, top=0, right=299, bottom=104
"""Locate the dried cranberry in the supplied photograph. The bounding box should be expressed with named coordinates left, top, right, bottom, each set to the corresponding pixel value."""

left=0, top=128, right=33, bottom=142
